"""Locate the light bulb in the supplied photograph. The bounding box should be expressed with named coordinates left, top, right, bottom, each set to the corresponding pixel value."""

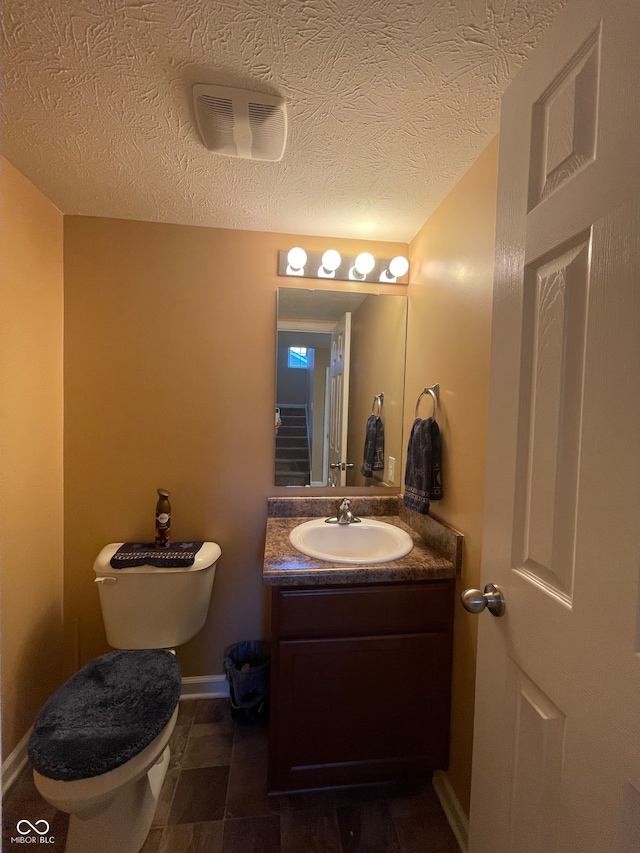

left=322, top=249, right=341, bottom=272
left=354, top=252, right=375, bottom=275
left=317, top=248, right=342, bottom=278
left=389, top=256, right=409, bottom=278
left=287, top=247, right=307, bottom=270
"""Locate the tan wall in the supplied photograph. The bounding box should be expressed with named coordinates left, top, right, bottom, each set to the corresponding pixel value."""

left=348, top=296, right=407, bottom=487
left=62, top=218, right=407, bottom=676
left=405, top=136, right=499, bottom=812
left=0, top=159, right=65, bottom=759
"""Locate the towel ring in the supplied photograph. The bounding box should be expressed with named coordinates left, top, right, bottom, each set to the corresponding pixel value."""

left=371, top=393, right=383, bottom=417
left=415, top=385, right=439, bottom=420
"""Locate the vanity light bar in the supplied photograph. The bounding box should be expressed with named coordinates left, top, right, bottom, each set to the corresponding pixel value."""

left=277, top=249, right=409, bottom=283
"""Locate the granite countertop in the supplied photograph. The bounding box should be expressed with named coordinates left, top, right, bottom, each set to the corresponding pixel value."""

left=263, top=511, right=458, bottom=587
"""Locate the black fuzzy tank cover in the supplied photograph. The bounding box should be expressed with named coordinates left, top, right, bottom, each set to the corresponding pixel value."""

left=28, top=649, right=181, bottom=781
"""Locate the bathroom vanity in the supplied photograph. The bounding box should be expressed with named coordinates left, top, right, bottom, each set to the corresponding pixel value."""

left=263, top=497, right=462, bottom=794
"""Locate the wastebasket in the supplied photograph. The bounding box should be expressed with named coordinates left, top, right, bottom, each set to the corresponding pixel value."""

left=223, top=640, right=270, bottom=724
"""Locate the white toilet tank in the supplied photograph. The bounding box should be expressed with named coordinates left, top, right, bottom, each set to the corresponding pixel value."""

left=93, top=542, right=221, bottom=650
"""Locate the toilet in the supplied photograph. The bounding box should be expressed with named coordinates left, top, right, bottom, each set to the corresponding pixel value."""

left=28, top=541, right=221, bottom=853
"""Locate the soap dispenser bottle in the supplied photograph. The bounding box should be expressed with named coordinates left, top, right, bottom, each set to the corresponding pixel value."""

left=155, top=489, right=171, bottom=549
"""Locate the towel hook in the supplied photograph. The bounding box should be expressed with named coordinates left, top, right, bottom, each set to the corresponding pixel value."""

left=371, top=393, right=384, bottom=417
left=415, top=384, right=439, bottom=420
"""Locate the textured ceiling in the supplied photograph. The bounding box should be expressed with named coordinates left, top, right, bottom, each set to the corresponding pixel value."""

left=278, top=288, right=369, bottom=322
left=1, top=0, right=564, bottom=241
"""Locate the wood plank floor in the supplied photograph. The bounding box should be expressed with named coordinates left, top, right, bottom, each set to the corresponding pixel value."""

left=2, top=699, right=460, bottom=852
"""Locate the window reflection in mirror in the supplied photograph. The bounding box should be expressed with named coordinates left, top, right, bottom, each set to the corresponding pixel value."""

left=276, top=288, right=407, bottom=488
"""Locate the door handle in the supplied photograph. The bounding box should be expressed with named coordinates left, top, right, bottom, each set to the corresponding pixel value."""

left=461, top=584, right=505, bottom=617
left=329, top=462, right=354, bottom=470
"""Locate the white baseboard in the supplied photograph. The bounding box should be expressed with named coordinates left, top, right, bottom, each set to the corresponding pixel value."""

left=180, top=674, right=229, bottom=701
left=2, top=728, right=31, bottom=797
left=433, top=769, right=469, bottom=853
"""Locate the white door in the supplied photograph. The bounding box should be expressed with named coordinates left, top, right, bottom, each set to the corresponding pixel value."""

left=328, top=312, right=351, bottom=487
left=469, top=2, right=640, bottom=852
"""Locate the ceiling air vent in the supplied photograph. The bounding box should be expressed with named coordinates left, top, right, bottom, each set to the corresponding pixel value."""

left=193, top=84, right=287, bottom=162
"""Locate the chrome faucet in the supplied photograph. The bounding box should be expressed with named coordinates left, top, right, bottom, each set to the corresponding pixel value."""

left=326, top=498, right=361, bottom=524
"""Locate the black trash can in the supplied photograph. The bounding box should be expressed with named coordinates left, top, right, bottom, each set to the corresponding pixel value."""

left=223, top=641, right=270, bottom=724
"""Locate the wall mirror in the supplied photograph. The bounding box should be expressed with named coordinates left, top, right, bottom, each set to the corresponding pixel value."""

left=276, top=287, right=407, bottom=488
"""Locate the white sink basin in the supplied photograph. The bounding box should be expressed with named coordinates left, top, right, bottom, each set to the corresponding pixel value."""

left=289, top=518, right=414, bottom=565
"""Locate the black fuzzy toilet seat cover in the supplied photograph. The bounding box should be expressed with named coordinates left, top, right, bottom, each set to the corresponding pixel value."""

left=28, top=649, right=181, bottom=781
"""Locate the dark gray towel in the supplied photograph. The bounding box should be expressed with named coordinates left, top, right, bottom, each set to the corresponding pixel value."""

left=110, top=541, right=203, bottom=568
left=403, top=417, right=442, bottom=514
left=361, top=415, right=385, bottom=477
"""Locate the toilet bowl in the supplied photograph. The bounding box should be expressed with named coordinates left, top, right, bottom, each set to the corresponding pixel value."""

left=29, top=541, right=221, bottom=853
left=34, top=706, right=178, bottom=853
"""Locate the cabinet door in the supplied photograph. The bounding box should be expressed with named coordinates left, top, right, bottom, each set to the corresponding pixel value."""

left=268, top=632, right=452, bottom=792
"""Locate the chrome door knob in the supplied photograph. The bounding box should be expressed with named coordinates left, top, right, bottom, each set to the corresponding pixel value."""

left=461, top=584, right=505, bottom=617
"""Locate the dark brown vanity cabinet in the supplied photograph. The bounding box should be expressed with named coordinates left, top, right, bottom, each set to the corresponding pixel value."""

left=267, top=579, right=455, bottom=793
